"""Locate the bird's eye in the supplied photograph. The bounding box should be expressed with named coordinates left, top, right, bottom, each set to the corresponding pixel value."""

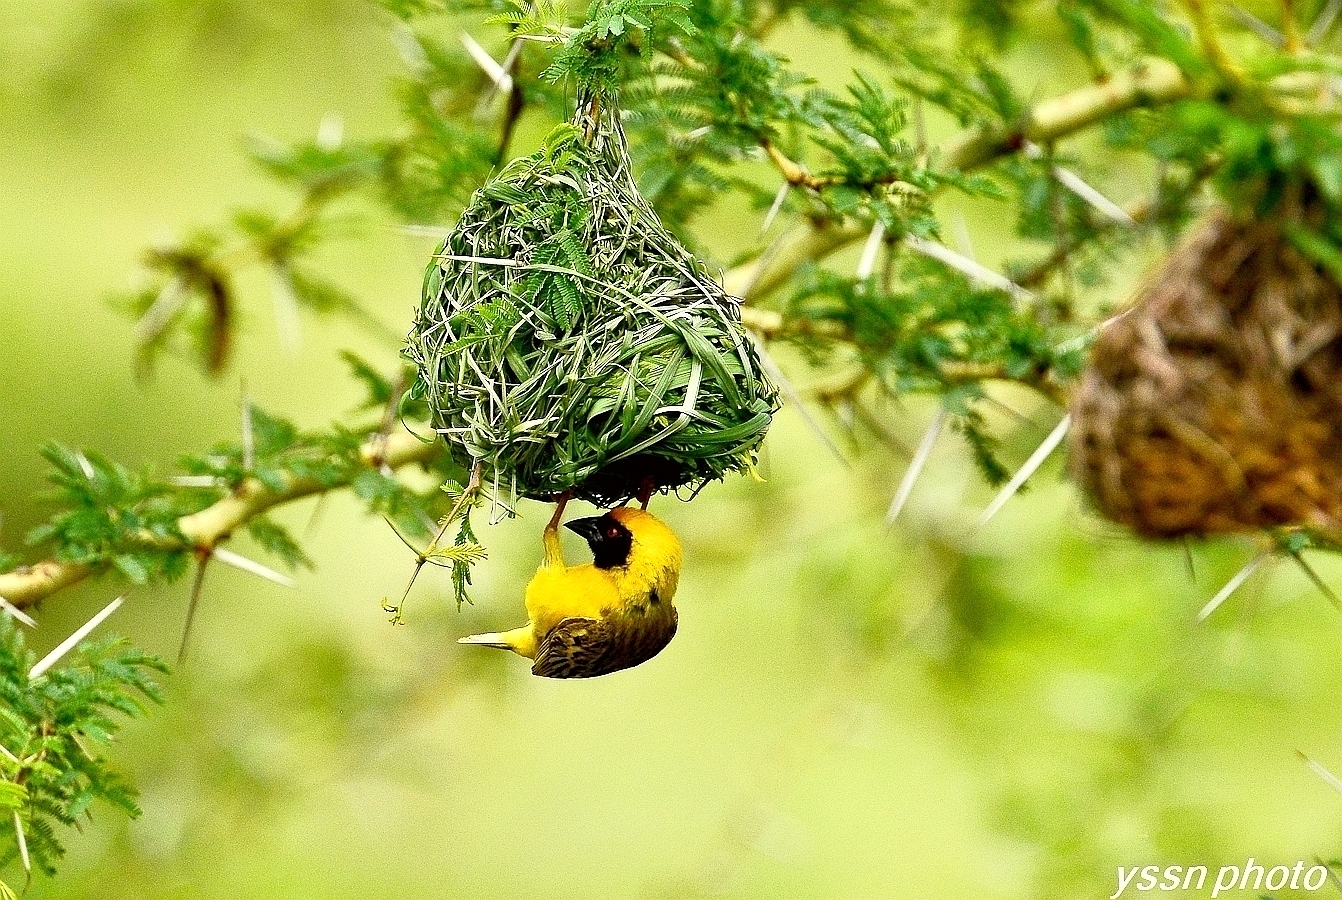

left=606, top=527, right=620, bottom=539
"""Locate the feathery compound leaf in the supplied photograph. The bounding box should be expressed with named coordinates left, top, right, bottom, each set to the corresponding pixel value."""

left=246, top=517, right=314, bottom=571
left=0, top=620, right=165, bottom=876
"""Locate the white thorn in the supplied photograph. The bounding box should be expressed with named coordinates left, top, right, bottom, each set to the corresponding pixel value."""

left=1053, top=167, right=1137, bottom=225
left=317, top=114, right=344, bottom=151
left=1311, top=0, right=1342, bottom=43
left=1229, top=4, right=1285, bottom=46
left=0, top=743, right=18, bottom=765
left=241, top=390, right=255, bottom=474
left=855, top=220, right=886, bottom=281
left=903, top=235, right=1036, bottom=303
left=29, top=596, right=124, bottom=679
left=13, top=811, right=29, bottom=874
left=270, top=266, right=303, bottom=355
left=1197, top=548, right=1270, bottom=622
left=394, top=224, right=454, bottom=239
left=1023, top=142, right=1136, bottom=225
left=460, top=31, right=513, bottom=93
left=169, top=475, right=226, bottom=488
left=951, top=212, right=976, bottom=260
left=978, top=414, right=1072, bottom=527
left=74, top=450, right=95, bottom=480
left=886, top=408, right=948, bottom=527
left=390, top=22, right=431, bottom=75
left=0, top=598, right=36, bottom=629
left=132, top=276, right=187, bottom=345
left=500, top=37, right=524, bottom=71
left=1301, top=752, right=1342, bottom=796
left=1054, top=307, right=1133, bottom=355
left=684, top=125, right=713, bottom=141
left=761, top=182, right=790, bottom=235
left=212, top=547, right=295, bottom=588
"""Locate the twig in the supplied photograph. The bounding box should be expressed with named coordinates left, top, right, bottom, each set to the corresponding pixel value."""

left=1182, top=0, right=1246, bottom=84
left=941, top=59, right=1190, bottom=174
left=0, top=428, right=443, bottom=609
left=760, top=138, right=825, bottom=190
left=1281, top=0, right=1303, bottom=51
left=725, top=221, right=866, bottom=301
left=724, top=59, right=1191, bottom=302
left=1017, top=157, right=1221, bottom=291
left=388, top=461, right=482, bottom=624
left=495, top=38, right=526, bottom=163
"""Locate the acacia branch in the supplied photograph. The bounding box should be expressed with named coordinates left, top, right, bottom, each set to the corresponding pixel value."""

left=1, top=61, right=1197, bottom=612
left=739, top=309, right=1068, bottom=404
left=0, top=429, right=443, bottom=609
left=724, top=58, right=1192, bottom=304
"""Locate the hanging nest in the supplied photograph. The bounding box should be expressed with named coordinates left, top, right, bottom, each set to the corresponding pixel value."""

left=1070, top=204, right=1342, bottom=539
left=404, top=94, right=779, bottom=507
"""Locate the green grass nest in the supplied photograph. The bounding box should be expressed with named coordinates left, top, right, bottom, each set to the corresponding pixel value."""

left=405, top=97, right=779, bottom=506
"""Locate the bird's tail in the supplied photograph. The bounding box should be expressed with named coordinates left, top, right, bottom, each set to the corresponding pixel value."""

left=457, top=624, right=536, bottom=658
left=457, top=632, right=513, bottom=649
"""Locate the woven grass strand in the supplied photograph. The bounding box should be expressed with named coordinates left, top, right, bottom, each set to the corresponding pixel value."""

left=405, top=94, right=778, bottom=506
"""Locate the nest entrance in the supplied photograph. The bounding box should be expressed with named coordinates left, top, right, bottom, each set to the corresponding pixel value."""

left=1071, top=207, right=1342, bottom=539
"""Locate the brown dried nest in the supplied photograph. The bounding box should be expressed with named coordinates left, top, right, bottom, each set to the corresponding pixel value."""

left=1070, top=205, right=1342, bottom=539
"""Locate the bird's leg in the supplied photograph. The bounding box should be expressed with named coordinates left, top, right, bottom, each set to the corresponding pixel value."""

left=543, top=491, right=570, bottom=567
left=636, top=476, right=657, bottom=511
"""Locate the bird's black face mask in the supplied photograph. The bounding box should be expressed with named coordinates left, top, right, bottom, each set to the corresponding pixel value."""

left=565, top=514, right=633, bottom=569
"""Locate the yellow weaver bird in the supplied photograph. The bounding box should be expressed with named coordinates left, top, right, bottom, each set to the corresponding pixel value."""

left=457, top=497, right=683, bottom=678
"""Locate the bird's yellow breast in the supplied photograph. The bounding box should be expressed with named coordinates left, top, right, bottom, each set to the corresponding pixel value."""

left=524, top=563, right=620, bottom=636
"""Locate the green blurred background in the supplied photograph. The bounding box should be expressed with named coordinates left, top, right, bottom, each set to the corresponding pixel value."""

left=2, top=2, right=1340, bottom=897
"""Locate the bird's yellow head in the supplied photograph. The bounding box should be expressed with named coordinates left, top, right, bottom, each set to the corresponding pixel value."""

left=564, top=506, right=682, bottom=573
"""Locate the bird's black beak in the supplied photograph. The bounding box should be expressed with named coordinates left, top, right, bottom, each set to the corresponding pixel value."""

left=563, top=516, right=605, bottom=543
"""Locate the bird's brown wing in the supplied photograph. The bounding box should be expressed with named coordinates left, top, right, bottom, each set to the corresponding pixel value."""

left=532, top=609, right=677, bottom=679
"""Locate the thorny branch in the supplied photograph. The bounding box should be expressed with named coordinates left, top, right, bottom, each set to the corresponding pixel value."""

left=0, top=57, right=1203, bottom=611
left=0, top=430, right=442, bottom=609
left=727, top=58, right=1193, bottom=305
